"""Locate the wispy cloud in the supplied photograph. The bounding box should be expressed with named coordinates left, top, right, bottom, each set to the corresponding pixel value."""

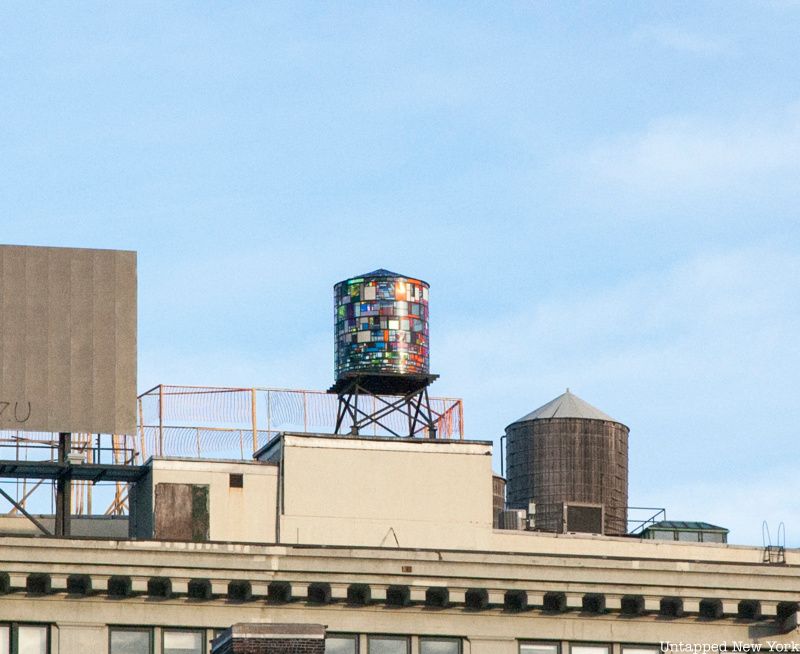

left=436, top=244, right=800, bottom=545
left=440, top=243, right=799, bottom=387
left=764, top=0, right=800, bottom=10
left=633, top=25, right=731, bottom=56
left=648, top=468, right=798, bottom=548
left=575, top=103, right=800, bottom=196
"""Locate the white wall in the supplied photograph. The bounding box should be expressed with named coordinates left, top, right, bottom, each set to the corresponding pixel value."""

left=135, top=458, right=278, bottom=543
left=278, top=434, right=494, bottom=549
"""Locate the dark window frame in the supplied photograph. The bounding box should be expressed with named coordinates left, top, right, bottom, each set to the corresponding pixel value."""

left=108, top=626, right=154, bottom=654
left=419, top=636, right=462, bottom=653
left=367, top=635, right=410, bottom=654
left=326, top=633, right=360, bottom=653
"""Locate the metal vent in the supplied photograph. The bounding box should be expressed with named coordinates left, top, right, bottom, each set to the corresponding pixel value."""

left=564, top=503, right=604, bottom=534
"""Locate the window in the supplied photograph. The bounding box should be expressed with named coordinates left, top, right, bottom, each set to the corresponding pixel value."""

left=520, top=643, right=559, bottom=654
left=420, top=638, right=461, bottom=654
left=326, top=635, right=358, bottom=654
left=163, top=630, right=204, bottom=654
left=368, top=636, right=409, bottom=654
left=571, top=646, right=610, bottom=654
left=651, top=530, right=674, bottom=540
left=702, top=532, right=725, bottom=543
left=110, top=628, right=151, bottom=654
left=622, top=648, right=661, bottom=654
left=0, top=625, right=49, bottom=654
left=16, top=626, right=47, bottom=654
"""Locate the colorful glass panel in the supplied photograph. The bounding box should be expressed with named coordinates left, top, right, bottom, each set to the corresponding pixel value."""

left=335, top=270, right=430, bottom=379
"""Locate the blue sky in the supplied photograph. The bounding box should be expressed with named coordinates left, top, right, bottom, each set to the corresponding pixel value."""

left=1, top=2, right=798, bottom=545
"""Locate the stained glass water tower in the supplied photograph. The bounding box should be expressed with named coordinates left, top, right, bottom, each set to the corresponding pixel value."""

left=329, top=269, right=439, bottom=438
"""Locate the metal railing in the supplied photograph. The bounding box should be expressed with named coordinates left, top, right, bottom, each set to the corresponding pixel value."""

left=137, top=385, right=465, bottom=456
left=0, top=384, right=465, bottom=516
left=627, top=507, right=667, bottom=535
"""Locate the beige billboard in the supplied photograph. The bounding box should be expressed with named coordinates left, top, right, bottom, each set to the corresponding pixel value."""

left=0, top=245, right=137, bottom=435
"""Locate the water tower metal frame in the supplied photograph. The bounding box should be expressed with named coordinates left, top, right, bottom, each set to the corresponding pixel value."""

left=330, top=372, right=439, bottom=438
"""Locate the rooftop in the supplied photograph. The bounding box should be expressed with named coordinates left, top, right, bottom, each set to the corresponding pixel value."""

left=646, top=521, right=729, bottom=532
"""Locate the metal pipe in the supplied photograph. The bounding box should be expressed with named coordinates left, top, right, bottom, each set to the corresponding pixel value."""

left=251, top=388, right=258, bottom=452
left=54, top=432, right=71, bottom=537
left=158, top=385, right=164, bottom=456
left=0, top=487, right=51, bottom=535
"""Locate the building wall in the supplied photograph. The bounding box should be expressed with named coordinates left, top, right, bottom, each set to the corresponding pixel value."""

left=121, top=437, right=787, bottom=564
left=129, top=458, right=278, bottom=543
left=277, top=434, right=493, bottom=549
left=0, top=536, right=797, bottom=653
left=0, top=515, right=129, bottom=538
left=3, top=437, right=796, bottom=652
left=128, top=465, right=153, bottom=538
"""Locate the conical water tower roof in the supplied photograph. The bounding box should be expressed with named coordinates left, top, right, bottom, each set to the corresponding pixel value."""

left=351, top=269, right=428, bottom=284
left=362, top=268, right=402, bottom=277
left=511, top=389, right=618, bottom=424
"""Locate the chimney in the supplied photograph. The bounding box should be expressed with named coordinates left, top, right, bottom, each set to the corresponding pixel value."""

left=211, top=623, right=326, bottom=654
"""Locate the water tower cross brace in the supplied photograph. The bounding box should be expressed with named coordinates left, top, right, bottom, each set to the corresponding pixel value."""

left=331, top=372, right=439, bottom=438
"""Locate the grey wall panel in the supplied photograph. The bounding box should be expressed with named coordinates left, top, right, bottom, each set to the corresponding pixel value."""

left=0, top=244, right=136, bottom=434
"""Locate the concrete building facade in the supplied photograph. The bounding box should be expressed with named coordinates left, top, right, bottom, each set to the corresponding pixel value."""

left=0, top=432, right=798, bottom=654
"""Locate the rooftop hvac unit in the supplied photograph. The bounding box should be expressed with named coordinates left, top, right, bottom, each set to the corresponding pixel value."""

left=498, top=509, right=526, bottom=530
left=563, top=503, right=604, bottom=534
